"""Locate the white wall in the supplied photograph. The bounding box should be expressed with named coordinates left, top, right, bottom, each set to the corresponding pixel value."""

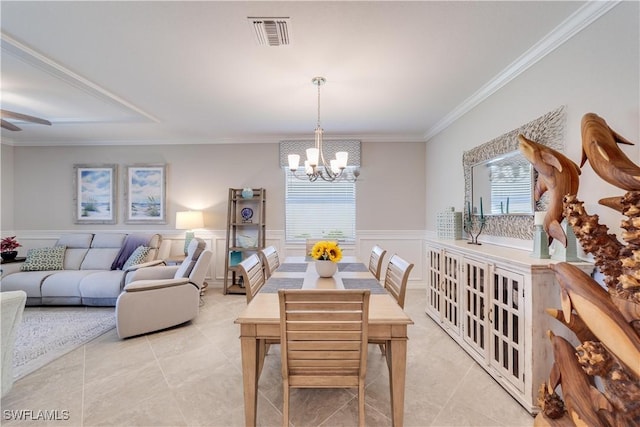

left=1, top=140, right=427, bottom=286
left=425, top=2, right=639, bottom=249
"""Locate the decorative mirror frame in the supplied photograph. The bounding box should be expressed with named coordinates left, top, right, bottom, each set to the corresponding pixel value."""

left=462, top=106, right=566, bottom=240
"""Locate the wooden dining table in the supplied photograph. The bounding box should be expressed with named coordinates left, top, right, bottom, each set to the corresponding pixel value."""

left=234, top=256, right=414, bottom=427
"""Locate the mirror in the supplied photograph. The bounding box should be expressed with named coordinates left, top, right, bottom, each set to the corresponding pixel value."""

left=471, top=151, right=534, bottom=216
left=462, top=105, right=566, bottom=240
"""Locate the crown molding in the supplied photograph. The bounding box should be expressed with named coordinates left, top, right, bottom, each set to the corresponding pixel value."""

left=423, top=0, right=620, bottom=141
left=1, top=32, right=159, bottom=124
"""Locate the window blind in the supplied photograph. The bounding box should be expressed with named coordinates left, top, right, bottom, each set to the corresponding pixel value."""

left=284, top=170, right=356, bottom=242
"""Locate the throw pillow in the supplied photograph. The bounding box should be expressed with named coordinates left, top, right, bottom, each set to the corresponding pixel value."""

left=20, top=246, right=66, bottom=271
left=122, top=246, right=150, bottom=270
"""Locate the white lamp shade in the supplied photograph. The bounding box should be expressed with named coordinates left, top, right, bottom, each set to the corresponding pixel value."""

left=534, top=211, right=546, bottom=226
left=288, top=154, right=300, bottom=170
left=176, top=211, right=204, bottom=230
left=306, top=148, right=319, bottom=166
left=330, top=159, right=340, bottom=174
left=335, top=151, right=348, bottom=168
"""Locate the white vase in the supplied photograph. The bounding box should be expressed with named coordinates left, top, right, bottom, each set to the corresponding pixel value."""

left=315, top=260, right=338, bottom=278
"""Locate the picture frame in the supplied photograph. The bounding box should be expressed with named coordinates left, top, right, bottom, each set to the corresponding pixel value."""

left=125, top=164, right=167, bottom=224
left=73, top=164, right=117, bottom=224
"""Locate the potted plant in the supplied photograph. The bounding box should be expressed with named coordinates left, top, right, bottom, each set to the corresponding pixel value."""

left=309, top=240, right=343, bottom=277
left=1, top=236, right=21, bottom=261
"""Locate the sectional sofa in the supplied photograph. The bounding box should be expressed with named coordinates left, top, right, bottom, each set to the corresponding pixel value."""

left=0, top=233, right=163, bottom=306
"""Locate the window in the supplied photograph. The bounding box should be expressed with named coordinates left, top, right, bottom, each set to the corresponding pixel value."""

left=285, top=170, right=356, bottom=242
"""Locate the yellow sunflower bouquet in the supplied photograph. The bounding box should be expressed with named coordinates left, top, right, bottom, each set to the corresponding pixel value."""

left=310, top=240, right=343, bottom=263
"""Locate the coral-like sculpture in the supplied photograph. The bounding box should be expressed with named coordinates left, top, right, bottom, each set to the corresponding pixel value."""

left=525, top=114, right=640, bottom=426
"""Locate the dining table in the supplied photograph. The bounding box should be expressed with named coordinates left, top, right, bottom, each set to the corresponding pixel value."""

left=234, top=256, right=414, bottom=427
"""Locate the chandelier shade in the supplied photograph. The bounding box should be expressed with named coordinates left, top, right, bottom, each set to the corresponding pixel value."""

left=280, top=140, right=361, bottom=167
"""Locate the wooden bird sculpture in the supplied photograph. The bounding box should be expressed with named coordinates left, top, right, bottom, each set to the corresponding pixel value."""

left=581, top=113, right=639, bottom=191
left=518, top=134, right=581, bottom=247
left=550, top=262, right=640, bottom=378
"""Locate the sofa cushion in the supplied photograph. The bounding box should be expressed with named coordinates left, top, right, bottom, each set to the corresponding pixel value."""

left=175, top=238, right=206, bottom=279
left=91, top=233, right=126, bottom=248
left=57, top=234, right=94, bottom=270
left=20, top=246, right=66, bottom=271
left=123, top=246, right=150, bottom=270
left=64, top=249, right=89, bottom=270
left=41, top=270, right=98, bottom=298
left=0, top=271, right=55, bottom=298
left=56, top=233, right=94, bottom=248
left=80, top=249, right=121, bottom=270
left=79, top=270, right=126, bottom=300
left=80, top=233, right=127, bottom=270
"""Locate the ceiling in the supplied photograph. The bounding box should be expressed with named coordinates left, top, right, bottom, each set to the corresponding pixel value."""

left=0, top=1, right=605, bottom=146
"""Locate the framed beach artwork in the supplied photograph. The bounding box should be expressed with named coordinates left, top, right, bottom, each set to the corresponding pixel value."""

left=125, top=164, right=167, bottom=224
left=73, top=164, right=117, bottom=224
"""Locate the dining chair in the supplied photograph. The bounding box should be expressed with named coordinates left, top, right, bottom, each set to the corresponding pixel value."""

left=259, top=245, right=280, bottom=279
left=278, top=289, right=371, bottom=427
left=238, top=254, right=265, bottom=304
left=368, top=245, right=387, bottom=281
left=375, top=254, right=414, bottom=354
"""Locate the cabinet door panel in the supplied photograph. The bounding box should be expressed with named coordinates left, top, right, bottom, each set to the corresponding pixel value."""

left=426, top=247, right=441, bottom=319
left=462, top=257, right=488, bottom=359
left=441, top=251, right=460, bottom=335
left=489, top=267, right=525, bottom=391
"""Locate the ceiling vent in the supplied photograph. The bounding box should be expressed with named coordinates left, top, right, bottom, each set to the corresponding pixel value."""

left=248, top=17, right=290, bottom=46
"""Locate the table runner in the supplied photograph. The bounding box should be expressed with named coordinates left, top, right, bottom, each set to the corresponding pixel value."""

left=276, top=263, right=308, bottom=272
left=338, top=262, right=369, bottom=272
left=341, top=278, right=388, bottom=294
left=260, top=277, right=304, bottom=293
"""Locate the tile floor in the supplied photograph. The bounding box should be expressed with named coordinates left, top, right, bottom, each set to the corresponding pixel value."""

left=1, top=288, right=534, bottom=426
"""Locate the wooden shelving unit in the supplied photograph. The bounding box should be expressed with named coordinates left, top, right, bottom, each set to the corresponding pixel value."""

left=223, top=188, right=266, bottom=295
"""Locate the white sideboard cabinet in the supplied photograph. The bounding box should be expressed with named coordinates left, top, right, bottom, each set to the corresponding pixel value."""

left=425, top=238, right=594, bottom=414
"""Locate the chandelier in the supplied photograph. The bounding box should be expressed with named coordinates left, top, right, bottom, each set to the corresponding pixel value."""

left=287, top=77, right=358, bottom=182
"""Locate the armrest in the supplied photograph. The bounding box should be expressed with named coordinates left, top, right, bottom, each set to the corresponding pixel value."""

left=125, top=265, right=180, bottom=283
left=124, top=278, right=191, bottom=292
left=124, top=259, right=166, bottom=272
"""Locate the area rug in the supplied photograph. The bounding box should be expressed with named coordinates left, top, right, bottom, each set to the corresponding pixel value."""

left=13, top=307, right=116, bottom=380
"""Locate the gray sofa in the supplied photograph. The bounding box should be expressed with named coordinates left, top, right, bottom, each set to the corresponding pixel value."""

left=0, top=233, right=163, bottom=306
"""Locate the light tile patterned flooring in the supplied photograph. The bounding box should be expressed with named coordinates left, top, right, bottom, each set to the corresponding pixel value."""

left=1, top=288, right=534, bottom=426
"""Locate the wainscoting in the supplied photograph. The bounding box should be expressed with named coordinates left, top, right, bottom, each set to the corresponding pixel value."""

left=5, top=230, right=428, bottom=290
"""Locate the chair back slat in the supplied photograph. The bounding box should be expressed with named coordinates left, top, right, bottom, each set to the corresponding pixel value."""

left=259, top=246, right=280, bottom=279
left=279, top=290, right=369, bottom=382
left=238, top=254, right=265, bottom=303
left=368, top=245, right=387, bottom=280
left=383, top=254, right=414, bottom=309
left=279, top=289, right=370, bottom=426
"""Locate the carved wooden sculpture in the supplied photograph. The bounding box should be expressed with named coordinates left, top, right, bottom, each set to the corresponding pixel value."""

left=518, top=134, right=581, bottom=247
left=523, top=116, right=640, bottom=426
left=580, top=113, right=640, bottom=192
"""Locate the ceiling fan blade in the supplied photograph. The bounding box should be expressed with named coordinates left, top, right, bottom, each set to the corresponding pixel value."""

left=1, top=119, right=21, bottom=131
left=0, top=109, right=51, bottom=126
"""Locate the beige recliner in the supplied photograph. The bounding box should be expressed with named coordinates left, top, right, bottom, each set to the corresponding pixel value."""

left=1, top=290, right=27, bottom=397
left=115, top=238, right=212, bottom=339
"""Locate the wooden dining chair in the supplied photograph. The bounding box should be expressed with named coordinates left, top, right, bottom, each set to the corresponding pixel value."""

left=383, top=254, right=414, bottom=309
left=278, top=289, right=371, bottom=427
left=375, top=254, right=414, bottom=355
left=238, top=254, right=265, bottom=304
left=368, top=245, right=387, bottom=281
left=259, top=245, right=280, bottom=279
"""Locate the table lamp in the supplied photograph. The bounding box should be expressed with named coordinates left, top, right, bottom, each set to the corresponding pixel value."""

left=176, top=211, right=204, bottom=255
